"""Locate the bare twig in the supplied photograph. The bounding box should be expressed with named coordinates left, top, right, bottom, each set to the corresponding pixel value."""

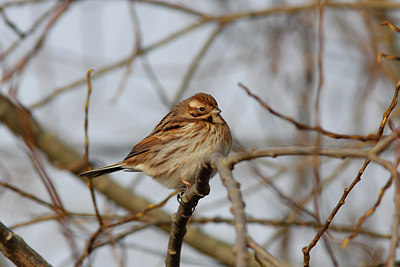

left=386, top=123, right=400, bottom=266
left=83, top=69, right=104, bottom=226
left=0, top=0, right=52, bottom=9
left=0, top=181, right=56, bottom=211
left=140, top=55, right=170, bottom=106
left=191, top=217, right=391, bottom=239
left=0, top=7, right=24, bottom=37
left=1, top=0, right=72, bottom=83
left=171, top=23, right=226, bottom=106
left=30, top=19, right=208, bottom=109
left=76, top=189, right=177, bottom=266
left=111, top=2, right=142, bottom=103
left=0, top=5, right=55, bottom=61
left=341, top=176, right=393, bottom=248
left=28, top=3, right=400, bottom=109
left=239, top=83, right=378, bottom=141
left=302, top=81, right=400, bottom=266
left=247, top=236, right=285, bottom=267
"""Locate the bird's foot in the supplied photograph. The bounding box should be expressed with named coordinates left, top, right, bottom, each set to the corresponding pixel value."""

left=177, top=180, right=192, bottom=204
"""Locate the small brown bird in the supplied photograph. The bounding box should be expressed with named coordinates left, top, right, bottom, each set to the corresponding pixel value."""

left=80, top=93, right=232, bottom=189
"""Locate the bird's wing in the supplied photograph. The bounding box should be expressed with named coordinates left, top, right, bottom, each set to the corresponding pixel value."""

left=152, top=116, right=193, bottom=135
left=124, top=117, right=194, bottom=160
left=124, top=135, right=160, bottom=160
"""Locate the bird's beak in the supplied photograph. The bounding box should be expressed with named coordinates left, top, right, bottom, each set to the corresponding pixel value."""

left=212, top=107, right=221, bottom=114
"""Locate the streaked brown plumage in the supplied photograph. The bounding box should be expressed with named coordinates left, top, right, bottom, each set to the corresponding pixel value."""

left=80, top=93, right=232, bottom=189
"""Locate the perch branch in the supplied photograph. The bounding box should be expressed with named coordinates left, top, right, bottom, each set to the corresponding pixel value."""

left=165, top=164, right=213, bottom=267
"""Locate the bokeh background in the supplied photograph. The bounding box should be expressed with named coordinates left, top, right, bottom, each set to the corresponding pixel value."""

left=1, top=1, right=400, bottom=266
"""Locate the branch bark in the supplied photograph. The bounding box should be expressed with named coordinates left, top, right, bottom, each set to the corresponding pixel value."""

left=165, top=165, right=213, bottom=267
left=0, top=220, right=51, bottom=267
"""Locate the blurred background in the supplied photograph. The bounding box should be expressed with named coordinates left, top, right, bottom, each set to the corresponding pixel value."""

left=1, top=0, right=400, bottom=266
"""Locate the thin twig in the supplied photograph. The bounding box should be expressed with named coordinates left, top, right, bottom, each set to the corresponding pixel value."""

left=302, top=81, right=400, bottom=266
left=1, top=0, right=72, bottom=83
left=171, top=22, right=226, bottom=106
left=247, top=236, right=285, bottom=267
left=341, top=176, right=393, bottom=248
left=0, top=181, right=57, bottom=211
left=140, top=55, right=170, bottom=106
left=386, top=122, right=400, bottom=266
left=84, top=69, right=104, bottom=227
left=239, top=83, right=378, bottom=142
left=111, top=2, right=142, bottom=103
left=30, top=19, right=208, bottom=109
left=27, top=3, right=400, bottom=109
left=191, top=217, right=391, bottom=239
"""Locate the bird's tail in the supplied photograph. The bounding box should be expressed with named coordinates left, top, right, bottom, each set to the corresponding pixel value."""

left=80, top=163, right=124, bottom=179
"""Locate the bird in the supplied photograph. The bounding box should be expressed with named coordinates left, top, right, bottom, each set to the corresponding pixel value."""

left=80, top=93, right=232, bottom=189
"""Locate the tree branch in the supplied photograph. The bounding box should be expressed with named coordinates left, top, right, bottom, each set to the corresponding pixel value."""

left=0, top=220, right=51, bottom=267
left=165, top=164, right=213, bottom=267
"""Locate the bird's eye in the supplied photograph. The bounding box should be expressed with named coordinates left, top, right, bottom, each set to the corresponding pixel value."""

left=199, top=107, right=205, bottom=112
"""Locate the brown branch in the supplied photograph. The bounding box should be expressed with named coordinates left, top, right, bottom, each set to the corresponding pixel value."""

left=76, top=182, right=177, bottom=265
left=140, top=55, right=170, bottom=106
left=106, top=189, right=177, bottom=228
left=134, top=0, right=208, bottom=18
left=0, top=220, right=51, bottom=267
left=381, top=21, right=400, bottom=33
left=166, top=152, right=251, bottom=267
left=111, top=2, right=142, bottom=103
left=83, top=69, right=104, bottom=227
left=378, top=53, right=400, bottom=62
left=302, top=81, right=400, bottom=266
left=165, top=164, right=213, bottom=267
left=211, top=153, right=250, bottom=267
left=247, top=236, right=285, bottom=267
left=30, top=19, right=208, bottom=109
left=250, top=164, right=318, bottom=221
left=1, top=0, right=72, bottom=83
left=91, top=221, right=159, bottom=251
left=28, top=3, right=400, bottom=109
left=191, top=217, right=391, bottom=239
left=386, top=123, right=400, bottom=266
left=171, top=22, right=226, bottom=106
left=341, top=175, right=393, bottom=248
left=0, top=0, right=52, bottom=9
left=0, top=181, right=56, bottom=211
left=0, top=5, right=54, bottom=61
left=239, top=83, right=378, bottom=142
left=0, top=7, right=24, bottom=37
